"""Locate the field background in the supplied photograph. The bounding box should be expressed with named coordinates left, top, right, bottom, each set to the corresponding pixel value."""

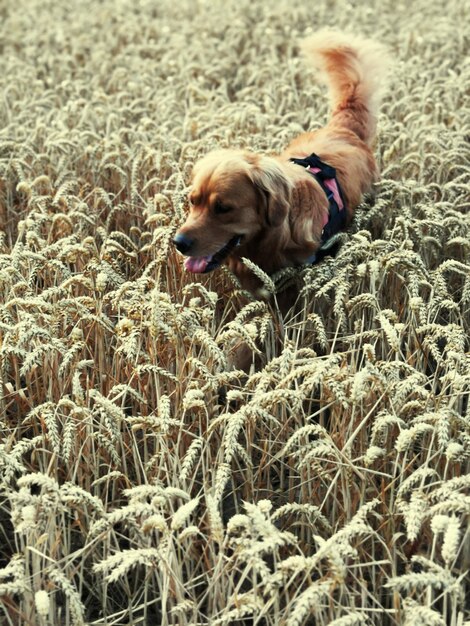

left=0, top=0, right=469, bottom=624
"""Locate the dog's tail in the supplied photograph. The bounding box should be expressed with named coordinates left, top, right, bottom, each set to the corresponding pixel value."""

left=300, top=30, right=390, bottom=145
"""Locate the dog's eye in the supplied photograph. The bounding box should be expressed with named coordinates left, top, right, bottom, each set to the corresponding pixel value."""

left=214, top=201, right=232, bottom=214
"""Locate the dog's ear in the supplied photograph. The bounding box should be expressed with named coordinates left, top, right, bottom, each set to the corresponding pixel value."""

left=248, top=157, right=292, bottom=227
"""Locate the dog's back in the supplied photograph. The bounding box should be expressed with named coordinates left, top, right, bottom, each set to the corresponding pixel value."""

left=284, top=31, right=390, bottom=213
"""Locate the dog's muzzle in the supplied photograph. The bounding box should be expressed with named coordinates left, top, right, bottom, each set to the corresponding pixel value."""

left=176, top=235, right=243, bottom=274
left=173, top=233, right=194, bottom=255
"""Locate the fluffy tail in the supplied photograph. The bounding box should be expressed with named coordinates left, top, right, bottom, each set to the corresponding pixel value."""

left=300, top=30, right=390, bottom=144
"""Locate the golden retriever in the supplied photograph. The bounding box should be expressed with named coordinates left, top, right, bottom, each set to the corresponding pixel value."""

left=174, top=30, right=389, bottom=294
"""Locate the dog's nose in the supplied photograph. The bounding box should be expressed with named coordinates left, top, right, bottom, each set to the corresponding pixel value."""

left=173, top=233, right=194, bottom=255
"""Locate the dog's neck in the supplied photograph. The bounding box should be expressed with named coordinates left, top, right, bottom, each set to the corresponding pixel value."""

left=226, top=164, right=330, bottom=292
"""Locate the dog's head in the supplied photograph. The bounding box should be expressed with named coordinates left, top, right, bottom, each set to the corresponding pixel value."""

left=173, top=149, right=292, bottom=273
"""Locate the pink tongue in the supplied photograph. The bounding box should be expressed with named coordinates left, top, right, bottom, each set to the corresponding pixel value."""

left=184, top=256, right=211, bottom=273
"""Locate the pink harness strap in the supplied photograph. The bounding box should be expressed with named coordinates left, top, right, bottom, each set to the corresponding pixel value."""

left=308, top=166, right=345, bottom=228
left=290, top=153, right=348, bottom=262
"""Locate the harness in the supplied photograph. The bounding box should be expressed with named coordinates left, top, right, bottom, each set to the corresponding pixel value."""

left=290, top=153, right=347, bottom=264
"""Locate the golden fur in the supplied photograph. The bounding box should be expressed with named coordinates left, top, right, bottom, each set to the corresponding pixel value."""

left=175, top=30, right=390, bottom=293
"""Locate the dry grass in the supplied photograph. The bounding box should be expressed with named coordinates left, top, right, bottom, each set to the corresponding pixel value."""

left=0, top=0, right=469, bottom=624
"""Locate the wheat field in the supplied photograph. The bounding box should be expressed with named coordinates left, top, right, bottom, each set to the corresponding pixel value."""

left=0, top=0, right=469, bottom=624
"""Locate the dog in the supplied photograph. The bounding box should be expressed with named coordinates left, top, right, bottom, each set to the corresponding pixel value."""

left=174, top=31, right=389, bottom=296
